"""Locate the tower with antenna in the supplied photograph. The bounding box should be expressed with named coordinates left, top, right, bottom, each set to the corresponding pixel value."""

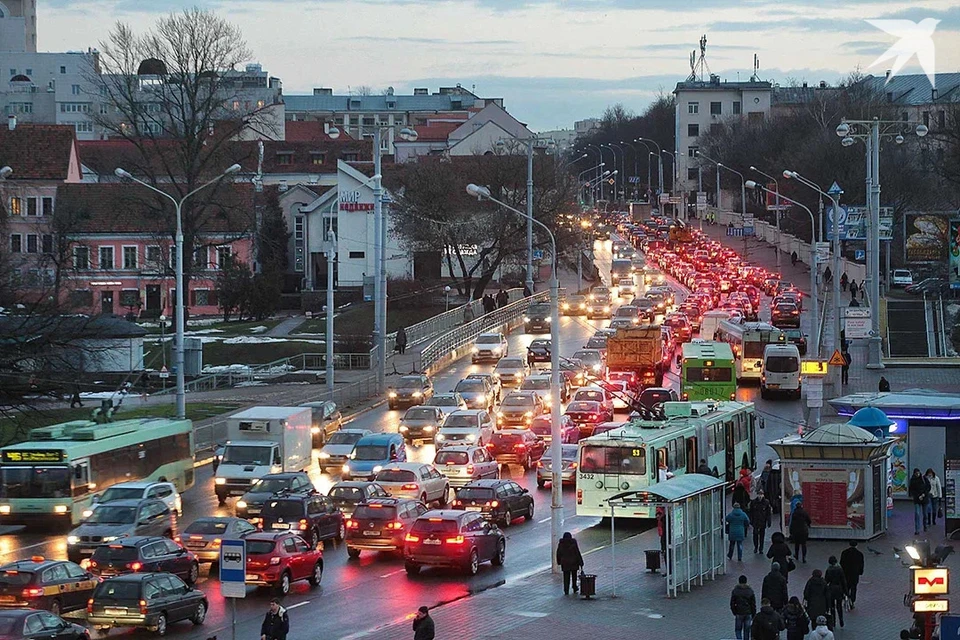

left=687, top=34, right=711, bottom=82
left=750, top=53, right=761, bottom=82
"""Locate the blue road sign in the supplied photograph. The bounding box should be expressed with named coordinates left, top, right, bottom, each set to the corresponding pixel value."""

left=219, top=539, right=246, bottom=598
left=855, top=249, right=865, bottom=261
left=940, top=615, right=960, bottom=638
left=827, top=181, right=844, bottom=196
left=532, top=249, right=544, bottom=260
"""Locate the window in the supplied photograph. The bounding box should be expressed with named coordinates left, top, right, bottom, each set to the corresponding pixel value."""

left=10, top=234, right=21, bottom=253
left=710, top=123, right=722, bottom=135
left=25, top=68, right=31, bottom=76
left=277, top=152, right=293, bottom=165
left=71, top=84, right=81, bottom=95
left=26, top=197, right=37, bottom=216
left=119, top=289, right=140, bottom=307
left=59, top=66, right=66, bottom=74
left=99, top=246, right=114, bottom=270
left=294, top=216, right=305, bottom=272
left=41, top=234, right=52, bottom=254
left=74, top=245, right=89, bottom=269
left=146, top=246, right=161, bottom=267
left=193, top=247, right=207, bottom=269
left=169, top=246, right=177, bottom=269
left=687, top=167, right=700, bottom=181
left=348, top=251, right=365, bottom=259
left=923, top=111, right=930, bottom=127
left=687, top=123, right=699, bottom=137
left=9, top=196, right=21, bottom=216
left=74, top=121, right=94, bottom=134
left=733, top=101, right=742, bottom=115
left=687, top=102, right=699, bottom=114
left=710, top=101, right=721, bottom=115
left=192, top=289, right=217, bottom=306
left=26, top=234, right=38, bottom=253
left=59, top=103, right=89, bottom=113
left=41, top=196, right=52, bottom=216
left=100, top=104, right=109, bottom=115
left=8, top=69, right=15, bottom=76
left=687, top=146, right=698, bottom=158
left=123, top=246, right=138, bottom=269
left=341, top=152, right=358, bottom=162
left=216, top=246, right=231, bottom=269
left=361, top=116, right=375, bottom=127
left=7, top=102, right=32, bottom=114
left=142, top=121, right=161, bottom=135
left=310, top=152, right=326, bottom=165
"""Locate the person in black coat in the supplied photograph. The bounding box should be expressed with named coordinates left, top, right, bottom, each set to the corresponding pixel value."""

left=761, top=562, right=788, bottom=612
left=556, top=531, right=584, bottom=595
left=878, top=375, right=890, bottom=392
left=782, top=596, right=810, bottom=640
left=908, top=467, right=931, bottom=534
left=750, top=491, right=773, bottom=554
left=803, top=569, right=830, bottom=631
left=839, top=540, right=864, bottom=607
left=412, top=606, right=435, bottom=640
left=751, top=598, right=786, bottom=640
left=767, top=532, right=794, bottom=583
left=261, top=599, right=289, bottom=640
left=730, top=575, right=757, bottom=640
left=825, top=556, right=847, bottom=628
left=789, top=503, right=812, bottom=562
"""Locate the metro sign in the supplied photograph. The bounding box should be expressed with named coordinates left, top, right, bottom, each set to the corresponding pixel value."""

left=913, top=568, right=949, bottom=595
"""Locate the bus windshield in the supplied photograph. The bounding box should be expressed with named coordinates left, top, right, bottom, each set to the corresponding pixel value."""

left=579, top=446, right=647, bottom=476
left=0, top=466, right=71, bottom=499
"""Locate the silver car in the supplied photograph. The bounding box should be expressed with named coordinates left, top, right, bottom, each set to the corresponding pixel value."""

left=536, top=445, right=580, bottom=488
left=434, top=446, right=499, bottom=488
left=179, top=516, right=257, bottom=563
left=67, top=498, right=175, bottom=564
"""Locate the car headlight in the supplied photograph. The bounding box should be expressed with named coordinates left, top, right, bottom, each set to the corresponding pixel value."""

left=466, top=434, right=476, bottom=441
left=593, top=364, right=602, bottom=372
left=311, top=426, right=321, bottom=434
left=318, top=452, right=330, bottom=459
left=0, top=506, right=9, bottom=515
left=477, top=394, right=486, bottom=402
left=604, top=306, right=610, bottom=312
left=562, top=303, right=569, bottom=310
left=472, top=346, right=479, bottom=353
left=436, top=433, right=445, bottom=440
left=81, top=510, right=93, bottom=519
left=413, top=391, right=422, bottom=397
left=372, top=465, right=383, bottom=474
left=399, top=425, right=409, bottom=431
left=67, top=535, right=80, bottom=545
left=524, top=411, right=533, bottom=417
left=492, top=347, right=501, bottom=354
left=215, top=477, right=226, bottom=485
left=424, top=426, right=435, bottom=432
left=236, top=500, right=248, bottom=509
left=546, top=317, right=552, bottom=322
left=102, top=536, right=118, bottom=543
left=388, top=392, right=398, bottom=398
left=342, top=464, right=351, bottom=473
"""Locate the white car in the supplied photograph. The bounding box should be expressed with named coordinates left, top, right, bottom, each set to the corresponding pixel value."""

left=571, top=386, right=615, bottom=415
left=892, top=269, right=914, bottom=288
left=373, top=462, right=449, bottom=506
left=472, top=332, right=509, bottom=363
left=317, top=429, right=372, bottom=472
left=83, top=480, right=182, bottom=519
left=423, top=392, right=469, bottom=419
left=604, top=379, right=633, bottom=411
left=434, top=445, right=499, bottom=487
left=617, top=278, right=635, bottom=297
left=436, top=410, right=496, bottom=447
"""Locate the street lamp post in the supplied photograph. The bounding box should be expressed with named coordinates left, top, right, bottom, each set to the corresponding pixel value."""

left=115, top=163, right=241, bottom=419
left=577, top=163, right=604, bottom=206
left=325, top=226, right=336, bottom=394
left=467, top=182, right=563, bottom=573
left=750, top=166, right=782, bottom=273
left=621, top=142, right=642, bottom=201
left=636, top=138, right=663, bottom=195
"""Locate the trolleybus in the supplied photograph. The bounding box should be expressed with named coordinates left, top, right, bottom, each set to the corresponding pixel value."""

left=680, top=341, right=736, bottom=401
left=715, top=321, right=786, bottom=383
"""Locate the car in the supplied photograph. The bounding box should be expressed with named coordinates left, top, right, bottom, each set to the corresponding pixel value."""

left=524, top=302, right=552, bottom=334
left=616, top=278, right=636, bottom=297
left=585, top=298, right=612, bottom=319
left=464, top=373, right=501, bottom=403
left=584, top=335, right=608, bottom=352
left=589, top=285, right=611, bottom=302
left=635, top=387, right=679, bottom=412
left=0, top=559, right=97, bottom=615
left=526, top=338, right=552, bottom=365
left=496, top=391, right=544, bottom=427
left=345, top=498, right=429, bottom=558
left=318, top=429, right=371, bottom=473
left=906, top=277, right=949, bottom=296
left=774, top=290, right=803, bottom=312
left=782, top=328, right=808, bottom=356
left=242, top=532, right=323, bottom=595
left=564, top=400, right=612, bottom=437
left=486, top=429, right=546, bottom=470
left=572, top=349, right=606, bottom=376
left=235, top=471, right=315, bottom=520
left=87, top=573, right=208, bottom=635
left=341, top=432, right=407, bottom=480
left=602, top=379, right=633, bottom=411
left=892, top=269, right=914, bottom=287
left=258, top=491, right=346, bottom=548
left=298, top=400, right=343, bottom=447
left=493, top=357, right=530, bottom=388
left=176, top=517, right=257, bottom=563
left=84, top=481, right=182, bottom=519
left=0, top=609, right=89, bottom=640
left=434, top=446, right=499, bottom=487
left=612, top=305, right=642, bottom=326
left=453, top=377, right=494, bottom=411
left=327, top=481, right=391, bottom=518
left=529, top=414, right=579, bottom=444
left=373, top=463, right=450, bottom=506
left=436, top=410, right=495, bottom=447
left=89, top=537, right=199, bottom=585
left=536, top=444, right=579, bottom=488
left=403, top=510, right=506, bottom=576
left=422, top=393, right=469, bottom=419
left=570, top=386, right=614, bottom=414
left=562, top=294, right=588, bottom=316
left=450, top=479, right=534, bottom=526
left=398, top=406, right=445, bottom=443
left=519, top=373, right=567, bottom=408
left=67, top=499, right=175, bottom=564
left=771, top=302, right=801, bottom=328
left=663, top=314, right=692, bottom=343
left=609, top=317, right=636, bottom=330
left=387, top=375, right=434, bottom=410
left=471, top=333, right=509, bottom=363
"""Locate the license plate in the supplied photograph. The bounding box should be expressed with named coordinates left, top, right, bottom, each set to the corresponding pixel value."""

left=466, top=506, right=482, bottom=512
left=245, top=574, right=258, bottom=581
left=80, top=548, right=94, bottom=554
left=767, top=384, right=780, bottom=389
left=247, top=509, right=261, bottom=515
left=271, top=523, right=289, bottom=530
left=105, top=608, right=126, bottom=616
left=423, top=539, right=441, bottom=545
left=0, top=596, right=16, bottom=602
left=363, top=530, right=381, bottom=536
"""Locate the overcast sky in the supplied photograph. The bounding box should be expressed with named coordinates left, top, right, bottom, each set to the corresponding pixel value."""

left=39, top=0, right=960, bottom=131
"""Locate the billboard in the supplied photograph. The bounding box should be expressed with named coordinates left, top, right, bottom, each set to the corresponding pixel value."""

left=783, top=466, right=865, bottom=529
left=904, top=213, right=949, bottom=263
left=950, top=219, right=960, bottom=289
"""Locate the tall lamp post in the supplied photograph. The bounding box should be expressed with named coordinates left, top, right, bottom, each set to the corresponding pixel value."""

left=467, top=182, right=563, bottom=573
left=636, top=137, right=663, bottom=195
left=115, top=163, right=241, bottom=419
left=750, top=166, right=782, bottom=273
left=577, top=163, right=604, bottom=206
left=835, top=118, right=928, bottom=368
left=621, top=142, right=642, bottom=201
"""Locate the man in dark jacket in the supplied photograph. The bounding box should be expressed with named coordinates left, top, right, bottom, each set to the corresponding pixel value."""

left=730, top=574, right=757, bottom=640
left=412, top=606, right=434, bottom=640
left=789, top=503, right=812, bottom=563
left=839, top=540, right=864, bottom=608
left=825, top=556, right=847, bottom=629
left=750, top=491, right=773, bottom=554
left=767, top=532, right=793, bottom=583
left=496, top=289, right=509, bottom=308
left=803, top=569, right=830, bottom=630
left=762, top=562, right=788, bottom=612
left=261, top=599, right=289, bottom=640
left=556, top=531, right=584, bottom=595
left=908, top=468, right=931, bottom=534
left=752, top=598, right=785, bottom=640
left=697, top=459, right=713, bottom=476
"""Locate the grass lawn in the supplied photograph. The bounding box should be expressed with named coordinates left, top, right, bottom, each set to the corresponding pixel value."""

left=142, top=317, right=285, bottom=337
left=296, top=303, right=447, bottom=335
left=144, top=340, right=327, bottom=370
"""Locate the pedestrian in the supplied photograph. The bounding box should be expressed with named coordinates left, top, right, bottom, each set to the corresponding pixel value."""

left=482, top=294, right=494, bottom=314
left=849, top=280, right=858, bottom=300
left=750, top=490, right=773, bottom=554
left=790, top=502, right=811, bottom=563
left=879, top=376, right=890, bottom=392
left=841, top=347, right=851, bottom=385
left=733, top=468, right=752, bottom=508
left=70, top=385, right=83, bottom=409
left=726, top=502, right=751, bottom=562
left=697, top=458, right=713, bottom=476
left=908, top=467, right=931, bottom=534
left=463, top=304, right=475, bottom=324
left=412, top=606, right=435, bottom=640
left=260, top=598, right=289, bottom=640
left=803, top=569, right=830, bottom=631
left=730, top=574, right=757, bottom=640
left=767, top=532, right=794, bottom=582
left=823, top=266, right=832, bottom=284
left=759, top=460, right=775, bottom=503
left=789, top=491, right=804, bottom=522
left=762, top=562, right=788, bottom=612
left=751, top=598, right=786, bottom=640
left=925, top=468, right=942, bottom=526
left=395, top=326, right=408, bottom=354
left=782, top=596, right=810, bottom=640
left=809, top=615, right=835, bottom=640
left=840, top=272, right=848, bottom=291
left=849, top=297, right=860, bottom=307
left=496, top=289, right=509, bottom=308
left=839, top=541, right=864, bottom=608
left=522, top=284, right=532, bottom=297
left=556, top=531, right=584, bottom=595
left=791, top=251, right=798, bottom=266
left=824, top=556, right=847, bottom=629
left=656, top=506, right=668, bottom=568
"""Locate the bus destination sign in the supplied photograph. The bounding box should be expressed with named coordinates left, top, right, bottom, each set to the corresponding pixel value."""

left=1, top=450, right=66, bottom=463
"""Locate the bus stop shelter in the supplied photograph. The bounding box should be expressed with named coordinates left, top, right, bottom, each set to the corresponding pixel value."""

left=609, top=474, right=726, bottom=598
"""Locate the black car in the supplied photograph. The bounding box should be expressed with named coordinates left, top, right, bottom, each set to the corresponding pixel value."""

left=387, top=375, right=434, bottom=410
left=403, top=510, right=506, bottom=576
left=258, top=491, right=346, bottom=547
left=0, top=609, right=89, bottom=640
left=635, top=387, right=678, bottom=412
left=451, top=479, right=534, bottom=526
left=89, top=537, right=200, bottom=585
left=299, top=400, right=343, bottom=447
left=0, top=559, right=97, bottom=615
left=345, top=498, right=429, bottom=558
left=782, top=328, right=807, bottom=356
left=526, top=339, right=551, bottom=364
left=236, top=472, right=314, bottom=519
left=524, top=303, right=551, bottom=334
left=327, top=481, right=391, bottom=518
left=87, top=573, right=207, bottom=636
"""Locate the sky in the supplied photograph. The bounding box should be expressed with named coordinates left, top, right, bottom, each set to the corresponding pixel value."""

left=38, top=0, right=960, bottom=131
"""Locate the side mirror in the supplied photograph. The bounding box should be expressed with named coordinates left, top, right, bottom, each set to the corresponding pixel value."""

left=91, top=495, right=100, bottom=504
left=521, top=488, right=529, bottom=494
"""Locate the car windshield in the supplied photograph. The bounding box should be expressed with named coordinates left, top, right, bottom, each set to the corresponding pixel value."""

left=326, top=432, right=364, bottom=445
left=86, top=505, right=137, bottom=525
left=775, top=304, right=796, bottom=313
left=455, top=487, right=495, bottom=500
left=529, top=304, right=551, bottom=315
left=493, top=433, right=523, bottom=445
left=404, top=408, right=437, bottom=420
left=352, top=445, right=388, bottom=461
left=184, top=519, right=229, bottom=535
left=93, top=581, right=141, bottom=600
left=435, top=451, right=469, bottom=465
left=245, top=540, right=277, bottom=555
left=567, top=401, right=598, bottom=413
left=501, top=395, right=533, bottom=407
left=375, top=469, right=416, bottom=483
left=574, top=352, right=600, bottom=363
left=99, top=487, right=145, bottom=502
left=529, top=341, right=550, bottom=349
left=529, top=420, right=552, bottom=436
left=476, top=335, right=502, bottom=345
left=455, top=380, right=484, bottom=393
left=91, top=546, right=139, bottom=562
left=443, top=415, right=478, bottom=428
left=586, top=338, right=606, bottom=348
left=263, top=500, right=303, bottom=518
left=329, top=486, right=364, bottom=500
left=410, top=519, right=458, bottom=534
left=251, top=477, right=297, bottom=494
left=521, top=379, right=550, bottom=390
left=352, top=504, right=397, bottom=520
left=574, top=390, right=604, bottom=402
left=221, top=445, right=274, bottom=466
left=0, top=465, right=71, bottom=499
left=766, top=356, right=799, bottom=373
left=614, top=307, right=637, bottom=317
left=496, top=359, right=524, bottom=369
left=429, top=396, right=460, bottom=407
left=395, top=378, right=423, bottom=389
left=561, top=447, right=579, bottom=461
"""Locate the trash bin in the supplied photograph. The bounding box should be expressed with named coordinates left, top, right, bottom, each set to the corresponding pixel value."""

left=579, top=573, right=596, bottom=599
left=645, top=549, right=662, bottom=573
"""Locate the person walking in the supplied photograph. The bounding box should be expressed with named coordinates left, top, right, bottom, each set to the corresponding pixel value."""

left=556, top=531, right=584, bottom=595
left=463, top=303, right=475, bottom=324
left=767, top=532, right=794, bottom=582
left=395, top=326, right=408, bottom=354
left=849, top=280, right=858, bottom=301
left=803, top=569, right=830, bottom=631
left=791, top=251, right=798, bottom=266
left=841, top=347, right=851, bottom=385
left=750, top=490, right=773, bottom=554
left=809, top=616, right=835, bottom=640
left=840, top=272, right=848, bottom=292
left=69, top=385, right=84, bottom=408
left=824, top=556, right=847, bottom=629
left=730, top=575, right=757, bottom=640
left=839, top=540, right=864, bottom=608
left=908, top=467, right=931, bottom=534
left=751, top=598, right=785, bottom=640
left=762, top=562, right=788, bottom=613
left=925, top=468, right=942, bottom=527
left=726, top=502, right=751, bottom=562
left=412, top=606, right=435, bottom=640
left=733, top=468, right=752, bottom=509
left=260, top=598, right=289, bottom=640
left=879, top=376, right=890, bottom=392
left=782, top=597, right=810, bottom=640
left=496, top=289, right=509, bottom=308
left=759, top=460, right=776, bottom=505
left=823, top=266, right=832, bottom=284
left=789, top=502, right=812, bottom=563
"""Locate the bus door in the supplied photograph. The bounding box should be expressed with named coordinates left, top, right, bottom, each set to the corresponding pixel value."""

left=656, top=447, right=667, bottom=481
left=724, top=421, right=735, bottom=481
left=747, top=413, right=757, bottom=470
left=71, top=459, right=91, bottom=498
left=603, top=448, right=621, bottom=491
left=686, top=437, right=697, bottom=473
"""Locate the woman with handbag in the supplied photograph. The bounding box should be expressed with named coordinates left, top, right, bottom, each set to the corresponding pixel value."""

left=803, top=569, right=831, bottom=631
left=767, top=532, right=794, bottom=582
left=556, top=532, right=584, bottom=595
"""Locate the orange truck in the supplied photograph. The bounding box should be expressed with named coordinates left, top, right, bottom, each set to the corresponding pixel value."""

left=605, top=326, right=665, bottom=388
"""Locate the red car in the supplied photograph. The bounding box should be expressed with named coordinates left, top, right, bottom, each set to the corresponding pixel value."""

left=529, top=414, right=579, bottom=444
left=243, top=531, right=323, bottom=595
left=486, top=430, right=546, bottom=469
left=564, top=400, right=613, bottom=437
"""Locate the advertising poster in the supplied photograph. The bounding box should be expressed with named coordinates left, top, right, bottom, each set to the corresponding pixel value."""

left=944, top=459, right=960, bottom=519
left=783, top=466, right=865, bottom=529
left=950, top=220, right=960, bottom=289
left=889, top=439, right=909, bottom=497
left=905, top=213, right=948, bottom=263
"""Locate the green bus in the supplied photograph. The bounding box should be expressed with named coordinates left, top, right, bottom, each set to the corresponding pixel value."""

left=680, top=341, right=736, bottom=402
left=0, top=418, right=195, bottom=525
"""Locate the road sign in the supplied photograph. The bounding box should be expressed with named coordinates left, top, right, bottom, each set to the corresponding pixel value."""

left=940, top=614, right=960, bottom=637
left=914, top=599, right=950, bottom=613
left=855, top=249, right=865, bottom=261
left=159, top=366, right=169, bottom=380
left=800, top=360, right=829, bottom=376
left=815, top=242, right=830, bottom=264
left=827, top=181, right=844, bottom=195
left=532, top=249, right=544, bottom=260
left=219, top=539, right=246, bottom=598
left=608, top=178, right=615, bottom=185
left=668, top=196, right=683, bottom=204
left=828, top=349, right=847, bottom=367
left=844, top=308, right=871, bottom=339
left=696, top=192, right=707, bottom=205
left=805, top=377, right=823, bottom=408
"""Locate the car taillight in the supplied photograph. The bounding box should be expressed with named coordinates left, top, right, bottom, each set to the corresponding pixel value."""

left=212, top=538, right=222, bottom=547
left=346, top=519, right=359, bottom=529
left=299, top=518, right=309, bottom=531
left=486, top=443, right=495, bottom=449
left=489, top=500, right=499, bottom=508
left=173, top=535, right=181, bottom=543
left=405, top=533, right=420, bottom=543
left=21, top=587, right=43, bottom=598
left=386, top=521, right=404, bottom=530
left=87, top=599, right=94, bottom=614
left=89, top=560, right=98, bottom=568
left=577, top=489, right=583, bottom=504
left=570, top=462, right=578, bottom=469
left=445, top=535, right=465, bottom=545
left=536, top=460, right=543, bottom=468
left=269, top=557, right=281, bottom=565
left=466, top=464, right=474, bottom=474
left=127, top=562, right=143, bottom=571
left=139, top=599, right=148, bottom=615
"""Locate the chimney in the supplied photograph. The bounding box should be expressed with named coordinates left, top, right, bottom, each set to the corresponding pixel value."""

left=414, top=88, right=428, bottom=96
left=932, top=88, right=939, bottom=101
left=819, top=80, right=827, bottom=89
left=7, top=115, right=16, bottom=131
left=802, top=81, right=808, bottom=88
left=885, top=69, right=891, bottom=80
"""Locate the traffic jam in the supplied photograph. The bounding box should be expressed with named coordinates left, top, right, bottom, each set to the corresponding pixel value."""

left=0, top=214, right=808, bottom=639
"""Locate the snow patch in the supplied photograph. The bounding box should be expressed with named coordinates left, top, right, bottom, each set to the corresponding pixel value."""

left=249, top=325, right=268, bottom=333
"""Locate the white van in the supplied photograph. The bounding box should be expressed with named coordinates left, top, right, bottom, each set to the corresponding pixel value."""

left=761, top=343, right=801, bottom=400
left=700, top=310, right=733, bottom=341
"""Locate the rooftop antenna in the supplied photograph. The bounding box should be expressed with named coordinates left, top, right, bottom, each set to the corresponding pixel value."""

left=751, top=53, right=761, bottom=81
left=687, top=34, right=711, bottom=82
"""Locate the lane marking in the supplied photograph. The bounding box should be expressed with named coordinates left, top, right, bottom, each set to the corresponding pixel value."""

left=538, top=517, right=551, bottom=524
left=379, top=569, right=404, bottom=578
left=286, top=601, right=310, bottom=610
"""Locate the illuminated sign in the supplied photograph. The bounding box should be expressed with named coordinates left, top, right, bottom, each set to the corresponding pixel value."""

left=913, top=568, right=949, bottom=595
left=801, top=361, right=829, bottom=376
left=1, top=450, right=66, bottom=463
left=913, top=599, right=949, bottom=613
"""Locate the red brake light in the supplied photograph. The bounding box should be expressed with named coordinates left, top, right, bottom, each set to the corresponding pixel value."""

left=466, top=464, right=474, bottom=474
left=405, top=533, right=420, bottom=543
left=445, top=535, right=465, bottom=545
left=87, top=599, right=94, bottom=614
left=127, top=562, right=142, bottom=571
left=346, top=519, right=359, bottom=529
left=570, top=462, right=578, bottom=469
left=139, top=599, right=148, bottom=615
left=514, top=444, right=526, bottom=450
left=386, top=521, right=404, bottom=530
left=21, top=587, right=43, bottom=598
left=402, top=484, right=419, bottom=491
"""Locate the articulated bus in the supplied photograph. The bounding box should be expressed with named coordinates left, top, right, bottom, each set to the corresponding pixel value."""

left=680, top=341, right=736, bottom=401
left=0, top=418, right=195, bottom=525
left=715, top=321, right=786, bottom=383
left=575, top=401, right=756, bottom=518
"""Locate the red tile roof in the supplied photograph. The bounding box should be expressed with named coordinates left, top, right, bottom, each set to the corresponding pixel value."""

left=408, top=122, right=460, bottom=142
left=284, top=120, right=354, bottom=142
left=0, top=124, right=76, bottom=181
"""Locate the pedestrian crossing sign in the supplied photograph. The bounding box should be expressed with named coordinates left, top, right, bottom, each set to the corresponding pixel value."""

left=828, top=350, right=846, bottom=366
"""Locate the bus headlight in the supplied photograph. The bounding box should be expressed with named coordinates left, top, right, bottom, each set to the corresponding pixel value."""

left=466, top=434, right=476, bottom=441
left=236, top=500, right=247, bottom=510
left=54, top=505, right=69, bottom=514
left=0, top=506, right=10, bottom=515
left=595, top=481, right=604, bottom=489
left=372, top=465, right=383, bottom=474
left=82, top=509, right=93, bottom=518
left=67, top=536, right=79, bottom=545
left=399, top=425, right=409, bottom=432
left=342, top=464, right=351, bottom=474
left=388, top=392, right=398, bottom=398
